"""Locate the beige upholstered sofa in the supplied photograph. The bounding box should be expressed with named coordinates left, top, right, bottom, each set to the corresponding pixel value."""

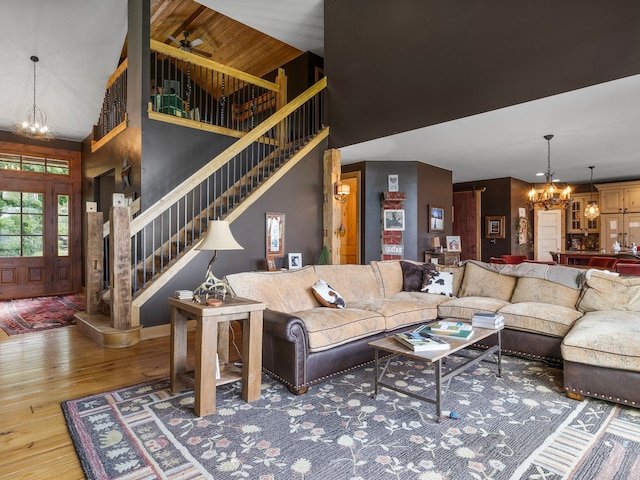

left=225, top=260, right=640, bottom=407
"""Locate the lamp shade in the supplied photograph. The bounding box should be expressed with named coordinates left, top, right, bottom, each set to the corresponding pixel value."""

left=430, top=237, right=441, bottom=248
left=196, top=220, right=243, bottom=251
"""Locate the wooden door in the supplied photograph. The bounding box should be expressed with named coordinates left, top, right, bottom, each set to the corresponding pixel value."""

left=339, top=173, right=360, bottom=264
left=535, top=209, right=562, bottom=261
left=453, top=191, right=479, bottom=261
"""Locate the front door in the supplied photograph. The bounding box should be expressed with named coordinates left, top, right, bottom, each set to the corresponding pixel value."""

left=0, top=179, right=75, bottom=299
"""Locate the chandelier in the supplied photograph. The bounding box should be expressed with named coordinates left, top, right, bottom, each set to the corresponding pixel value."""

left=527, top=134, right=571, bottom=210
left=584, top=165, right=600, bottom=221
left=12, top=55, right=53, bottom=141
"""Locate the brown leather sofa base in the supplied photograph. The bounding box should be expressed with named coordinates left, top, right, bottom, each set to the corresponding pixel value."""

left=473, top=328, right=562, bottom=365
left=563, top=360, right=640, bottom=407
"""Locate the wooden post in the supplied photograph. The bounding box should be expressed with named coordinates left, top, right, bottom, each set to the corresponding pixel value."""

left=85, top=212, right=104, bottom=314
left=109, top=206, right=132, bottom=329
left=323, top=149, right=342, bottom=265
left=275, top=68, right=288, bottom=145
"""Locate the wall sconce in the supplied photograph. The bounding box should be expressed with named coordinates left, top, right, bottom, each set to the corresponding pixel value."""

left=334, top=181, right=350, bottom=204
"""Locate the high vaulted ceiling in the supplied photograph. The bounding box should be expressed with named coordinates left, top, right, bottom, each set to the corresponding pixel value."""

left=1, top=0, right=638, bottom=185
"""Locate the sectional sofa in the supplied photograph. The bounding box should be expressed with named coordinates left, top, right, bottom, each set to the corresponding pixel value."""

left=225, top=259, right=640, bottom=407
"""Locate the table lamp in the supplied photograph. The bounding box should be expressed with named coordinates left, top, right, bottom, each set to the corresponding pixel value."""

left=431, top=236, right=441, bottom=252
left=194, top=220, right=243, bottom=299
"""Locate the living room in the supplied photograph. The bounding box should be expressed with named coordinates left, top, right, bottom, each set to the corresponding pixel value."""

left=2, top=1, right=640, bottom=478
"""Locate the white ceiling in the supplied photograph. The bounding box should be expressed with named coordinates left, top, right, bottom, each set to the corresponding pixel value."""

left=1, top=0, right=638, bottom=186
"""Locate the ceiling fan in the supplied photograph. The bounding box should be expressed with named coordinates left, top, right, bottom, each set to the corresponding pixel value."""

left=167, top=31, right=212, bottom=58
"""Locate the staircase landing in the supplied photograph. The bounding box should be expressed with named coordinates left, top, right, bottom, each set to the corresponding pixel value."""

left=75, top=312, right=141, bottom=348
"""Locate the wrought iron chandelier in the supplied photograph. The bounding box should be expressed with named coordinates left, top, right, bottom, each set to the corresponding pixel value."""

left=12, top=55, right=53, bottom=140
left=527, top=134, right=571, bottom=210
left=584, top=165, right=600, bottom=221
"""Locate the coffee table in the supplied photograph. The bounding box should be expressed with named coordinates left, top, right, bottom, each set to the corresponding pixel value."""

left=369, top=324, right=502, bottom=422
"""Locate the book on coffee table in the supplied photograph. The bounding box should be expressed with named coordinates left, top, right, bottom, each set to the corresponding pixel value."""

left=471, top=313, right=504, bottom=329
left=394, top=331, right=450, bottom=352
left=416, top=321, right=474, bottom=340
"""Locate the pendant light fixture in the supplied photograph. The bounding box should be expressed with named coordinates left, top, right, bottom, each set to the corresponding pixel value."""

left=12, top=55, right=53, bottom=140
left=527, top=134, right=571, bottom=210
left=584, top=166, right=600, bottom=221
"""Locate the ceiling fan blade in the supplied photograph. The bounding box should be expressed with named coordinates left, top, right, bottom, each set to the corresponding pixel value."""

left=192, top=48, right=212, bottom=58
left=167, top=35, right=181, bottom=45
left=190, top=38, right=204, bottom=48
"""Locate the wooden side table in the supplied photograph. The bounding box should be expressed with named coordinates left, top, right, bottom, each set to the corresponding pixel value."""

left=169, top=296, right=265, bottom=417
left=424, top=250, right=460, bottom=266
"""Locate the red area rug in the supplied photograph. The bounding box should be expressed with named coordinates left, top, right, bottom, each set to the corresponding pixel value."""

left=0, top=294, right=85, bottom=335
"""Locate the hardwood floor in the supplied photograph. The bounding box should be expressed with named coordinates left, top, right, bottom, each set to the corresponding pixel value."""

left=0, top=326, right=178, bottom=479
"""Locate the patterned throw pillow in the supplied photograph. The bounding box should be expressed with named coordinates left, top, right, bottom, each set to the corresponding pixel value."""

left=311, top=279, right=346, bottom=308
left=421, top=270, right=454, bottom=296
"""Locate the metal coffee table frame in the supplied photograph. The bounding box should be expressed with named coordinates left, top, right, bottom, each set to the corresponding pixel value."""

left=370, top=327, right=502, bottom=422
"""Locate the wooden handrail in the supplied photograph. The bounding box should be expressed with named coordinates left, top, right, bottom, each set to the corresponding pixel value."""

left=106, top=58, right=128, bottom=90
left=150, top=39, right=279, bottom=92
left=129, top=76, right=327, bottom=237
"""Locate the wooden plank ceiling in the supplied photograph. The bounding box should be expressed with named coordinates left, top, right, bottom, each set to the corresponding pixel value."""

left=148, top=0, right=303, bottom=78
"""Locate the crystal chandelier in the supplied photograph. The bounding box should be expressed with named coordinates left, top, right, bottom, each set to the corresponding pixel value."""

left=527, top=134, right=571, bottom=210
left=584, top=166, right=600, bottom=221
left=12, top=56, right=53, bottom=141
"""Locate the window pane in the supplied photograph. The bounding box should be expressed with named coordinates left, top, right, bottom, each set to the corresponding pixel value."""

left=0, top=191, right=21, bottom=213
left=0, top=153, right=21, bottom=171
left=58, top=236, right=69, bottom=256
left=0, top=213, right=21, bottom=235
left=22, top=193, right=43, bottom=214
left=47, top=159, right=69, bottom=175
left=22, top=214, right=43, bottom=235
left=58, top=195, right=69, bottom=215
left=22, top=156, right=46, bottom=173
left=22, top=236, right=43, bottom=256
left=0, top=236, right=20, bottom=257
left=58, top=215, right=68, bottom=235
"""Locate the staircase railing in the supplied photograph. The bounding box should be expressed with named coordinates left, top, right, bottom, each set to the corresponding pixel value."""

left=101, top=77, right=327, bottom=302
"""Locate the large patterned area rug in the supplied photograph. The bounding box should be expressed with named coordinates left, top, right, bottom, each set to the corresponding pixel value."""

left=0, top=294, right=84, bottom=335
left=62, top=354, right=640, bottom=480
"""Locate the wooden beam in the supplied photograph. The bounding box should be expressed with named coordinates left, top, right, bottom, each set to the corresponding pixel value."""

left=323, top=149, right=342, bottom=265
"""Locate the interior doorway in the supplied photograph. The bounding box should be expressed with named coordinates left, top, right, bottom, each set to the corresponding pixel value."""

left=535, top=209, right=563, bottom=261
left=453, top=190, right=481, bottom=261
left=339, top=172, right=360, bottom=264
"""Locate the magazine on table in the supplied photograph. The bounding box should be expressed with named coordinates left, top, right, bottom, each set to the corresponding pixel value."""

left=394, top=331, right=450, bottom=352
left=416, top=321, right=474, bottom=340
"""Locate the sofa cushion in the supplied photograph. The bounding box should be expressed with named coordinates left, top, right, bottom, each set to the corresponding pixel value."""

left=294, top=307, right=386, bottom=352
left=457, top=261, right=517, bottom=301
left=349, top=298, right=437, bottom=331
left=437, top=296, right=511, bottom=320
left=511, top=277, right=581, bottom=309
left=498, top=302, right=583, bottom=337
left=561, top=311, right=640, bottom=372
left=314, top=264, right=382, bottom=302
left=576, top=270, right=640, bottom=313
left=400, top=261, right=435, bottom=292
left=436, top=265, right=465, bottom=297
left=226, top=266, right=319, bottom=312
left=311, top=280, right=345, bottom=308
left=370, top=260, right=404, bottom=298
left=421, top=270, right=454, bottom=296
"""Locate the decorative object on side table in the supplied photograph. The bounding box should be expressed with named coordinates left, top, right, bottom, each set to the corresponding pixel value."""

left=288, top=252, right=302, bottom=269
left=194, top=220, right=243, bottom=301
left=446, top=235, right=461, bottom=252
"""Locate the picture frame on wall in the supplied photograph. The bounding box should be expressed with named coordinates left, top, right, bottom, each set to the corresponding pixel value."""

left=288, top=253, right=302, bottom=269
left=388, top=174, right=399, bottom=192
left=429, top=205, right=445, bottom=232
left=266, top=212, right=285, bottom=257
left=485, top=215, right=506, bottom=239
left=446, top=235, right=462, bottom=252
left=383, top=209, right=405, bottom=231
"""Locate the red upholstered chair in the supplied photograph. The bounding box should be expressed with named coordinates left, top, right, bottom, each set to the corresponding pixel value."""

left=616, top=263, right=640, bottom=275
left=588, top=256, right=619, bottom=269
left=502, top=255, right=528, bottom=264
left=490, top=257, right=507, bottom=264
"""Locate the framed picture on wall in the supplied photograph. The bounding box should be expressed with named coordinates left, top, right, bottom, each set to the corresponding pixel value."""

left=266, top=212, right=285, bottom=257
left=383, top=209, right=405, bottom=231
left=485, top=215, right=506, bottom=239
left=429, top=205, right=445, bottom=232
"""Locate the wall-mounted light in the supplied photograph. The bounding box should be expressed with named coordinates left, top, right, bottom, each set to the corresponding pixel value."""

left=334, top=181, right=350, bottom=204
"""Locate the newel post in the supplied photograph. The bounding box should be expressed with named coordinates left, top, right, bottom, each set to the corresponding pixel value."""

left=109, top=206, right=132, bottom=329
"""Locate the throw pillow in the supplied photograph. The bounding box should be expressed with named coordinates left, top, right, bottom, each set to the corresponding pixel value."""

left=421, top=270, right=454, bottom=296
left=311, top=279, right=346, bottom=308
left=400, top=261, right=436, bottom=292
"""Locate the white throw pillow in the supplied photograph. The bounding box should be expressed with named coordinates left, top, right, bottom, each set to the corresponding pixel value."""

left=421, top=271, right=454, bottom=297
left=311, top=279, right=346, bottom=308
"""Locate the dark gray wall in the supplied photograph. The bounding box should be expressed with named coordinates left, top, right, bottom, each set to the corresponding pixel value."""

left=325, top=0, right=640, bottom=150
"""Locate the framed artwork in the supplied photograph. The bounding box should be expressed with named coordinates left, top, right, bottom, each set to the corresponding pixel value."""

left=388, top=174, right=399, bottom=192
left=383, top=209, right=405, bottom=231
left=288, top=253, right=302, bottom=269
left=266, top=256, right=277, bottom=271
left=485, top=215, right=506, bottom=239
left=266, top=212, right=285, bottom=257
left=429, top=205, right=445, bottom=232
left=446, top=235, right=461, bottom=252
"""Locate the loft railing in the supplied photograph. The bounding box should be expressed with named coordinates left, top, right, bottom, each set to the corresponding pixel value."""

left=92, top=59, right=128, bottom=148
left=99, top=78, right=327, bottom=300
